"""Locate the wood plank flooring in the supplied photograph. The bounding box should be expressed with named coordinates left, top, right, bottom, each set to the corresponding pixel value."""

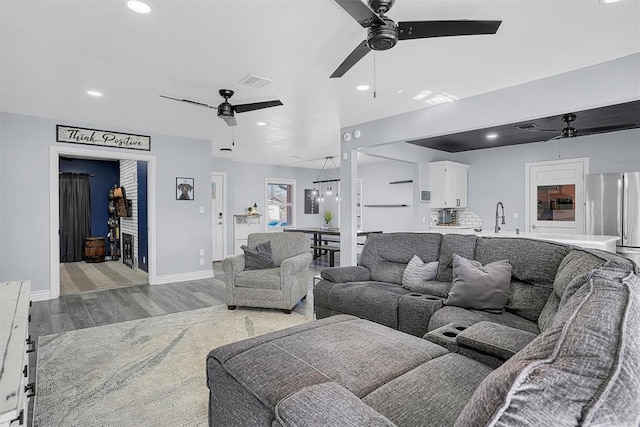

left=26, top=258, right=332, bottom=426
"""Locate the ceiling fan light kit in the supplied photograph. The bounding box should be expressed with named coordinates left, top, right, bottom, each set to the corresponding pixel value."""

left=331, top=0, right=502, bottom=78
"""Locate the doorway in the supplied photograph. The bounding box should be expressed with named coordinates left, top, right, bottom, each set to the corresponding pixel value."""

left=525, top=158, right=589, bottom=235
left=50, top=146, right=157, bottom=300
left=211, top=172, right=227, bottom=262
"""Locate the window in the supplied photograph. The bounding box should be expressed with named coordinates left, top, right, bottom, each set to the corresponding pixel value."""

left=537, top=184, right=576, bottom=221
left=266, top=178, right=295, bottom=228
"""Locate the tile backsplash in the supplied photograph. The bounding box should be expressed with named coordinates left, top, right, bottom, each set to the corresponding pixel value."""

left=430, top=209, right=482, bottom=228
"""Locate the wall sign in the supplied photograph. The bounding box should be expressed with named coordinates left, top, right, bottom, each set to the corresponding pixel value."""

left=56, top=125, right=151, bottom=151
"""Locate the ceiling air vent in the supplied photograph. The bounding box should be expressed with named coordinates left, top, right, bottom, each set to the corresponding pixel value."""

left=515, top=123, right=539, bottom=130
left=238, top=74, right=273, bottom=89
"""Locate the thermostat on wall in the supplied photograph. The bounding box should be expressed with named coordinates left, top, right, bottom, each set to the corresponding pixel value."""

left=420, top=190, right=430, bottom=203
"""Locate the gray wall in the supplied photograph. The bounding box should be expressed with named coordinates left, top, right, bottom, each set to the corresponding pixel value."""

left=358, top=159, right=418, bottom=232
left=211, top=157, right=328, bottom=255
left=454, top=128, right=640, bottom=232
left=0, top=112, right=212, bottom=292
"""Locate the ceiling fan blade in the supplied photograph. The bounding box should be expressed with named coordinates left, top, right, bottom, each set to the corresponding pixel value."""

left=221, top=116, right=237, bottom=127
left=330, top=40, right=371, bottom=78
left=159, top=94, right=215, bottom=109
left=334, top=0, right=385, bottom=28
left=397, top=20, right=502, bottom=40
left=580, top=123, right=637, bottom=135
left=233, top=100, right=283, bottom=114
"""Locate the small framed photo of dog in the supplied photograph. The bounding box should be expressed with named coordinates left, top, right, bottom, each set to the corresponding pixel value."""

left=176, top=177, right=194, bottom=200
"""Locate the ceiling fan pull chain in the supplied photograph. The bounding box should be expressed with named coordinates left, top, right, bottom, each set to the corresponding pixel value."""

left=232, top=126, right=235, bottom=146
left=373, top=51, right=377, bottom=99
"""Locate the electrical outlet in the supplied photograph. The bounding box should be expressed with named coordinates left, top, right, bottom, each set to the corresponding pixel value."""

left=199, top=258, right=205, bottom=266
left=199, top=249, right=204, bottom=256
left=422, top=216, right=426, bottom=224
left=199, top=206, right=205, bottom=214
left=513, top=212, right=519, bottom=220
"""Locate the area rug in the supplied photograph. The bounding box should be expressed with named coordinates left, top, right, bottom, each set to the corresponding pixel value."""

left=34, top=305, right=311, bottom=426
left=60, top=261, right=149, bottom=295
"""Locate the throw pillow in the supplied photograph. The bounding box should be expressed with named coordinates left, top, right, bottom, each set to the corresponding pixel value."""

left=445, top=254, right=511, bottom=311
left=241, top=241, right=276, bottom=270
left=402, top=255, right=439, bottom=290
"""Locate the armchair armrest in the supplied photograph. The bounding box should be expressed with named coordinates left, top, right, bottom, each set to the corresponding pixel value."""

left=221, top=255, right=245, bottom=284
left=275, top=382, right=396, bottom=427
left=281, top=252, right=313, bottom=276
left=320, top=266, right=371, bottom=283
left=455, top=321, right=538, bottom=361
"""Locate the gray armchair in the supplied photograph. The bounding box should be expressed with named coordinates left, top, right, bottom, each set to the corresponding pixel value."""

left=222, top=232, right=312, bottom=313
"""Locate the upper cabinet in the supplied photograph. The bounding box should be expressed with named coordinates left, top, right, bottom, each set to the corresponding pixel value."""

left=428, top=161, right=470, bottom=208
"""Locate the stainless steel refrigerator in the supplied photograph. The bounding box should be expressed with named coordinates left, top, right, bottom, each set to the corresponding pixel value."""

left=585, top=172, right=640, bottom=265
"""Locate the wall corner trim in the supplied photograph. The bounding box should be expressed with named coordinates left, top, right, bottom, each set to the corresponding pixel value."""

left=153, top=270, right=214, bottom=285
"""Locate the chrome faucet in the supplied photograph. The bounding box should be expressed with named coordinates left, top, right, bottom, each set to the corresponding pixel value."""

left=495, top=201, right=506, bottom=233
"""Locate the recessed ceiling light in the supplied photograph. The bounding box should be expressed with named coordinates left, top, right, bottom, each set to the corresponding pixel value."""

left=601, top=0, right=619, bottom=3
left=486, top=133, right=498, bottom=140
left=126, top=0, right=152, bottom=14
left=87, top=90, right=103, bottom=97
left=413, top=90, right=432, bottom=101
left=398, top=90, right=404, bottom=94
left=256, top=122, right=267, bottom=126
left=356, top=85, right=370, bottom=91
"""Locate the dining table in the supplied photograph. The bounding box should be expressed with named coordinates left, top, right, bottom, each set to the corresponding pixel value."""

left=283, top=227, right=382, bottom=266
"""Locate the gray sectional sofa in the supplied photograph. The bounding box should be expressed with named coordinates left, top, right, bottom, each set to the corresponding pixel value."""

left=206, top=233, right=640, bottom=426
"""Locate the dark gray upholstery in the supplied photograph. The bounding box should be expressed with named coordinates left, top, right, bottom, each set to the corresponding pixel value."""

left=475, top=237, right=569, bottom=321
left=435, top=234, right=478, bottom=282
left=275, top=383, right=396, bottom=427
left=455, top=321, right=538, bottom=361
left=320, top=266, right=371, bottom=283
left=428, top=305, right=540, bottom=334
left=397, top=293, right=443, bottom=337
left=363, top=353, right=492, bottom=427
left=359, top=233, right=442, bottom=284
left=455, top=268, right=640, bottom=427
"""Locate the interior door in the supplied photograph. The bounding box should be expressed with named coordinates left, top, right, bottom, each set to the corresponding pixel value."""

left=527, top=159, right=587, bottom=234
left=211, top=173, right=226, bottom=261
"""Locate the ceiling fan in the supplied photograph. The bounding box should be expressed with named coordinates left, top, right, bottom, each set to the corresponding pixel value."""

left=330, top=0, right=502, bottom=78
left=159, top=89, right=283, bottom=126
left=529, top=113, right=637, bottom=141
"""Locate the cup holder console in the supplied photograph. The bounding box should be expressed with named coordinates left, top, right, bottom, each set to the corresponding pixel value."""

left=454, top=326, right=467, bottom=331
left=443, top=331, right=457, bottom=338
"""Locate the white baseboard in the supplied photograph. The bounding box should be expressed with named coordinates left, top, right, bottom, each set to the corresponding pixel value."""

left=153, top=269, right=214, bottom=285
left=31, top=289, right=52, bottom=302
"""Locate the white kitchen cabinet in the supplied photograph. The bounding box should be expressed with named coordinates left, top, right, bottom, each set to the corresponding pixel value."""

left=234, top=215, right=262, bottom=254
left=428, top=161, right=469, bottom=208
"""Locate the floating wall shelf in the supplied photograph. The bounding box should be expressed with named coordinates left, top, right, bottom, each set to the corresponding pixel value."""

left=389, top=180, right=413, bottom=184
left=364, top=204, right=410, bottom=208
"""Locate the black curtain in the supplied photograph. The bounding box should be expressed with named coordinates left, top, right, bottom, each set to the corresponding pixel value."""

left=60, top=173, right=91, bottom=263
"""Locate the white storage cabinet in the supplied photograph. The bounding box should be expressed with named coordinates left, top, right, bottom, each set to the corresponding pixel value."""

left=234, top=215, right=262, bottom=255
left=429, top=161, right=469, bottom=208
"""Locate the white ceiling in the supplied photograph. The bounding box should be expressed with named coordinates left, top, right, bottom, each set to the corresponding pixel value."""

left=1, top=0, right=638, bottom=168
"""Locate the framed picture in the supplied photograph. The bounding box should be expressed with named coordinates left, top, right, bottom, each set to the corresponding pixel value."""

left=176, top=177, right=194, bottom=200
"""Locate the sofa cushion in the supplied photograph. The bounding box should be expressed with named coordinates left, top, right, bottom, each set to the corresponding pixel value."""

left=236, top=267, right=281, bottom=289
left=363, top=353, right=492, bottom=427
left=360, top=233, right=442, bottom=285
left=538, top=249, right=606, bottom=331
left=327, top=281, right=410, bottom=328
left=209, top=315, right=448, bottom=413
left=475, top=237, right=570, bottom=321
left=402, top=255, right=439, bottom=290
left=445, top=255, right=511, bottom=312
left=241, top=241, right=276, bottom=270
left=428, top=305, right=539, bottom=335
left=454, top=267, right=640, bottom=427
left=435, top=234, right=478, bottom=282
left=455, top=321, right=538, bottom=361
left=276, top=382, right=396, bottom=427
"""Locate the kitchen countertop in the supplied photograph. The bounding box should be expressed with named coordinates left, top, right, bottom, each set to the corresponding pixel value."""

left=424, top=228, right=620, bottom=252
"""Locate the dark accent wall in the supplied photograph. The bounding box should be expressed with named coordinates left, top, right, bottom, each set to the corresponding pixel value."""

left=59, top=157, right=119, bottom=239
left=137, top=161, right=149, bottom=272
